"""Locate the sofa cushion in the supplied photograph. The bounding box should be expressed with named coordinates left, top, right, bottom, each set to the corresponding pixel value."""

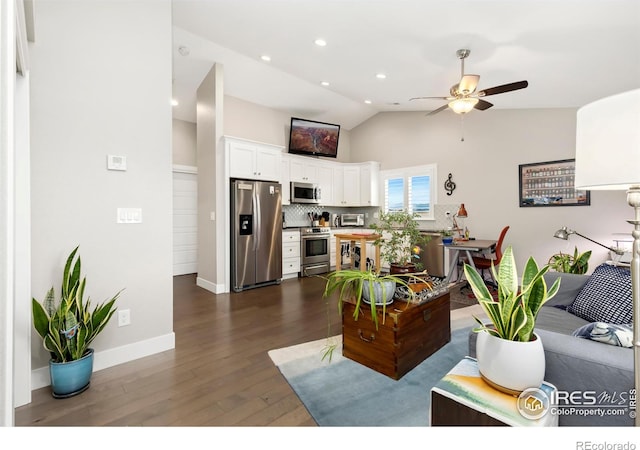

left=567, top=264, right=632, bottom=324
left=572, top=322, right=633, bottom=348
left=543, top=272, right=589, bottom=309
left=535, top=306, right=590, bottom=335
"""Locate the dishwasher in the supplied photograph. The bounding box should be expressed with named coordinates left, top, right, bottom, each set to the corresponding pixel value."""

left=418, top=232, right=446, bottom=278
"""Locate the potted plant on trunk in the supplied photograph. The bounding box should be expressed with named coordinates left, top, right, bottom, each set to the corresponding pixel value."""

left=32, top=246, right=122, bottom=398
left=370, top=210, right=430, bottom=275
left=321, top=268, right=432, bottom=360
left=463, top=245, right=561, bottom=394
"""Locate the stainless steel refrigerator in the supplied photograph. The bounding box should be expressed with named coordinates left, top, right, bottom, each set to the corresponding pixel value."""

left=231, top=179, right=283, bottom=292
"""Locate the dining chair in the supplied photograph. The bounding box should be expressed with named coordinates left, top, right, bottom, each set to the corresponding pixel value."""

left=472, top=226, right=510, bottom=287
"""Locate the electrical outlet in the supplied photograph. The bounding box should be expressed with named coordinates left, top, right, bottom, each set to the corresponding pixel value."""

left=118, top=309, right=131, bottom=327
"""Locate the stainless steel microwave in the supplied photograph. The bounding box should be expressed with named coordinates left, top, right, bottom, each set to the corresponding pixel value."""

left=291, top=182, right=321, bottom=204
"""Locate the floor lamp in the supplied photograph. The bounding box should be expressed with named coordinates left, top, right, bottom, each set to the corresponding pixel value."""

left=553, top=226, right=625, bottom=257
left=573, top=88, right=640, bottom=426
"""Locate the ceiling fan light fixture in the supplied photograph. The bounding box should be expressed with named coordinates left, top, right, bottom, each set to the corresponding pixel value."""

left=449, top=97, right=478, bottom=114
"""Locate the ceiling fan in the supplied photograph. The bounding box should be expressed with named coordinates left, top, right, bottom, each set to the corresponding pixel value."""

left=410, top=49, right=528, bottom=116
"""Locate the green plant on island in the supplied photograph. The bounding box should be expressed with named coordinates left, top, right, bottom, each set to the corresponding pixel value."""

left=463, top=245, right=561, bottom=342
left=370, top=210, right=430, bottom=270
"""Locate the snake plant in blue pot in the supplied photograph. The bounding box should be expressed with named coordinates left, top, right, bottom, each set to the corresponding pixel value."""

left=32, top=246, right=122, bottom=398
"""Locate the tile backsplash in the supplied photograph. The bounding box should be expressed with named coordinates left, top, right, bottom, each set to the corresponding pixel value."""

left=282, top=203, right=461, bottom=231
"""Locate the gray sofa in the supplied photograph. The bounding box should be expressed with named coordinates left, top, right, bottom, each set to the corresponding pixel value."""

left=468, top=270, right=634, bottom=426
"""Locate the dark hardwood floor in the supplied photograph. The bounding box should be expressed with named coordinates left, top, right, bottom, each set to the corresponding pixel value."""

left=15, top=274, right=472, bottom=426
left=16, top=274, right=341, bottom=426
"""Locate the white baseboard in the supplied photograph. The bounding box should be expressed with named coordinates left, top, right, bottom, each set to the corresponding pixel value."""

left=196, top=276, right=225, bottom=294
left=31, top=332, right=176, bottom=391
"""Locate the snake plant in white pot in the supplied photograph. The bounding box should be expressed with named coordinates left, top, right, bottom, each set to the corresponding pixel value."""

left=463, top=245, right=561, bottom=394
left=32, top=246, right=122, bottom=398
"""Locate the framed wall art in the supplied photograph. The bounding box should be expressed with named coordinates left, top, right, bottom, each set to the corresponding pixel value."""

left=518, top=159, right=590, bottom=207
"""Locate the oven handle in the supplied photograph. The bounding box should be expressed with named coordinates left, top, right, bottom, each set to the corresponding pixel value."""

left=301, top=234, right=331, bottom=239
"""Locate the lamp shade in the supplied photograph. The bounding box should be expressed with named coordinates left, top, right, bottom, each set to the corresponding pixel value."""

left=456, top=203, right=468, bottom=218
left=553, top=227, right=572, bottom=240
left=575, top=89, right=640, bottom=190
left=449, top=98, right=478, bottom=114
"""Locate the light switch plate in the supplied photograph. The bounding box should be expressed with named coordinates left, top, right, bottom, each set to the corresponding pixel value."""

left=107, top=155, right=127, bottom=171
left=117, top=208, right=142, bottom=223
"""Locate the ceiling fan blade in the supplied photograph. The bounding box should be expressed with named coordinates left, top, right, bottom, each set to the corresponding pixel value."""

left=426, top=104, right=449, bottom=116
left=458, top=74, right=479, bottom=95
left=474, top=99, right=493, bottom=111
left=410, top=96, right=450, bottom=101
left=477, top=80, right=528, bottom=97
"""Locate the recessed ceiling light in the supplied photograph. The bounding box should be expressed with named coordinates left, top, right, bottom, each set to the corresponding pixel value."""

left=321, top=81, right=330, bottom=86
left=171, top=99, right=179, bottom=106
left=376, top=73, right=386, bottom=79
left=261, top=55, right=271, bottom=62
left=314, top=39, right=327, bottom=47
left=364, top=100, right=372, bottom=104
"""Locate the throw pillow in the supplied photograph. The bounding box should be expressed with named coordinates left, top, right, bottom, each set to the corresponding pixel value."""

left=567, top=264, right=632, bottom=324
left=572, top=322, right=633, bottom=348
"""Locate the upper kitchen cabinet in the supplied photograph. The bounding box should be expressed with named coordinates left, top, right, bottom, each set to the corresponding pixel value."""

left=226, top=136, right=282, bottom=182
left=332, top=165, right=360, bottom=206
left=281, top=156, right=291, bottom=205
left=359, top=161, right=380, bottom=207
left=289, top=155, right=321, bottom=183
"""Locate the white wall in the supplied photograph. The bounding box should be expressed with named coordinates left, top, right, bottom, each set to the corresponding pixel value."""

left=224, top=95, right=352, bottom=163
left=29, top=0, right=174, bottom=382
left=349, top=109, right=631, bottom=272
left=0, top=0, right=16, bottom=426
left=172, top=118, right=197, bottom=167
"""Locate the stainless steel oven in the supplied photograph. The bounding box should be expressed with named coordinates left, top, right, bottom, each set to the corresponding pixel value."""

left=300, top=227, right=330, bottom=276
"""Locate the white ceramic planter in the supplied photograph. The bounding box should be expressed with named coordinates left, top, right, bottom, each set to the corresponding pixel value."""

left=361, top=280, right=396, bottom=305
left=476, top=331, right=545, bottom=395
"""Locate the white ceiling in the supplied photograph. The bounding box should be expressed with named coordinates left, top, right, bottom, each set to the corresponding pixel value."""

left=171, top=0, right=640, bottom=130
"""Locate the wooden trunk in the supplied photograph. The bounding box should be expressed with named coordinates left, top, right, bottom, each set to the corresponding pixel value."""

left=341, top=291, right=451, bottom=380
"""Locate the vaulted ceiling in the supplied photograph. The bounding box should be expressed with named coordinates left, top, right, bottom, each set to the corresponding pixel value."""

left=171, top=0, right=640, bottom=130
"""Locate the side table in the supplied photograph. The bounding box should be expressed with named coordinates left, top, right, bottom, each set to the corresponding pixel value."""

left=430, top=357, right=558, bottom=426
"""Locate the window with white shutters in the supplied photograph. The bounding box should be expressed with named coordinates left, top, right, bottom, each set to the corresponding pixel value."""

left=380, top=164, right=437, bottom=220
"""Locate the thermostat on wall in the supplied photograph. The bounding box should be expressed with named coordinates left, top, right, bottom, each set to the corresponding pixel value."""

left=107, top=155, right=127, bottom=171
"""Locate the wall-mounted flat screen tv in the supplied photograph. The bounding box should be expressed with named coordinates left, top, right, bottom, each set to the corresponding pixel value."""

left=288, top=117, right=340, bottom=158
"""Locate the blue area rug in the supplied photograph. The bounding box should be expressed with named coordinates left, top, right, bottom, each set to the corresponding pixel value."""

left=268, top=327, right=471, bottom=426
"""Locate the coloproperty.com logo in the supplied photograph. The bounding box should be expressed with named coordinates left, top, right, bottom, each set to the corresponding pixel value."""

left=516, top=387, right=637, bottom=420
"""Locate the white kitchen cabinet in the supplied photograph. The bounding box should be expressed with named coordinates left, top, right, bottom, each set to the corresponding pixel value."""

left=317, top=164, right=333, bottom=206
left=331, top=165, right=360, bottom=206
left=359, top=161, right=380, bottom=207
left=289, top=156, right=319, bottom=183
left=282, top=230, right=300, bottom=279
left=227, top=137, right=282, bottom=182
left=281, top=156, right=291, bottom=205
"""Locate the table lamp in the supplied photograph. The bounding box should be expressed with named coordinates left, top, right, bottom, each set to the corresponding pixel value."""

left=573, top=88, right=640, bottom=426
left=453, top=203, right=468, bottom=238
left=553, top=226, right=625, bottom=256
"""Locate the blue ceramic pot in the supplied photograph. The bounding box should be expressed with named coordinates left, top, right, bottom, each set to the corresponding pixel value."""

left=442, top=237, right=454, bottom=245
left=49, top=348, right=94, bottom=398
